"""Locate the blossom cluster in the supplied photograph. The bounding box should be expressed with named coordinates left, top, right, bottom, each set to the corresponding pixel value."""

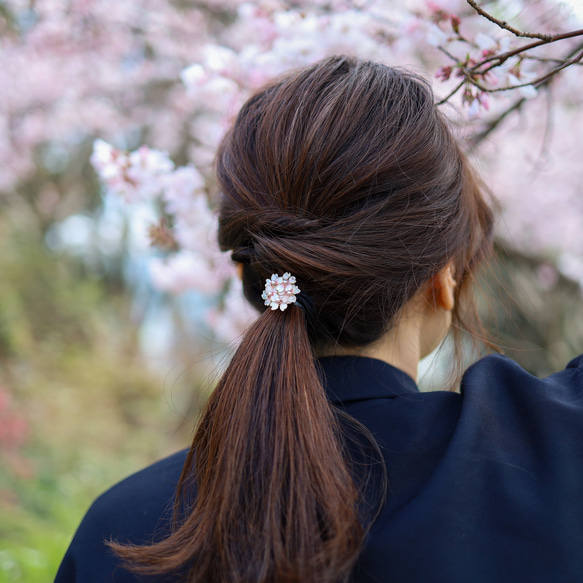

left=91, top=139, right=255, bottom=340
left=0, top=0, right=214, bottom=191
left=91, top=140, right=235, bottom=295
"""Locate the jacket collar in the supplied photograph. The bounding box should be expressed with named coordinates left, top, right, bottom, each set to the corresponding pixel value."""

left=317, top=356, right=420, bottom=405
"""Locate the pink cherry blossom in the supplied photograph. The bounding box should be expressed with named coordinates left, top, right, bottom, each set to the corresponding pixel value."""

left=1, top=0, right=578, bottom=344
left=149, top=251, right=225, bottom=295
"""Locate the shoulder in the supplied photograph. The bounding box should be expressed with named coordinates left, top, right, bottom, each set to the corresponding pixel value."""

left=460, top=352, right=583, bottom=405
left=461, top=352, right=583, bottom=389
left=86, top=448, right=188, bottom=534
left=55, top=449, right=188, bottom=583
left=357, top=355, right=583, bottom=581
left=456, top=352, right=583, bottom=455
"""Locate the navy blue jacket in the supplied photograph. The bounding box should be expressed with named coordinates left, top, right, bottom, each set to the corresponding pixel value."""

left=55, top=354, right=583, bottom=582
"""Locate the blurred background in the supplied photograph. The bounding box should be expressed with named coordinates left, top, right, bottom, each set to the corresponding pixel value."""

left=1, top=0, right=583, bottom=580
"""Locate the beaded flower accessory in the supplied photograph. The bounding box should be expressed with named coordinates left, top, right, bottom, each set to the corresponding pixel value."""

left=262, top=273, right=301, bottom=311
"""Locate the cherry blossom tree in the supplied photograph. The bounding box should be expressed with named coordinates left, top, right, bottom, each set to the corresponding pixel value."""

left=2, top=0, right=583, bottom=345
left=92, top=0, right=583, bottom=341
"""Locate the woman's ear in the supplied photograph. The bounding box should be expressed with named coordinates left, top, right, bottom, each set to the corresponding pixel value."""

left=427, top=263, right=456, bottom=312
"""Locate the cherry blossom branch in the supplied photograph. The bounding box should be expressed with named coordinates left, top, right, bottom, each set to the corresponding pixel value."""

left=463, top=45, right=583, bottom=94
left=523, top=55, right=583, bottom=66
left=529, top=45, right=583, bottom=85
left=435, top=9, right=583, bottom=109
left=475, top=29, right=583, bottom=73
left=467, top=38, right=583, bottom=146
left=466, top=0, right=554, bottom=41
left=437, top=79, right=466, bottom=105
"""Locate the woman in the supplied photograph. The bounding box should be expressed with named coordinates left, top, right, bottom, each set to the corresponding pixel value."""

left=56, top=56, right=583, bottom=583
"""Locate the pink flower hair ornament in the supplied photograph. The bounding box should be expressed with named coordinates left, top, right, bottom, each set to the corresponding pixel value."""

left=262, top=273, right=301, bottom=311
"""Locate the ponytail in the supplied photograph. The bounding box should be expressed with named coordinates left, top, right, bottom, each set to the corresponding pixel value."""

left=111, top=303, right=364, bottom=582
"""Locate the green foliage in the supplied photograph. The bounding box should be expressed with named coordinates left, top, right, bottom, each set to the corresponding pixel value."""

left=0, top=218, right=99, bottom=360
left=0, top=465, right=102, bottom=582
left=0, top=213, right=198, bottom=581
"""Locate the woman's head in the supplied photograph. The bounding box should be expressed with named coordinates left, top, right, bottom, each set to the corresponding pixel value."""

left=218, top=55, right=494, bottom=351
left=114, top=56, right=496, bottom=583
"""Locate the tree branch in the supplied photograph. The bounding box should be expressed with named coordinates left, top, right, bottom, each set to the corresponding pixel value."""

left=531, top=47, right=583, bottom=86
left=436, top=78, right=466, bottom=105
left=522, top=55, right=583, bottom=66
left=475, top=29, right=583, bottom=73
left=464, top=47, right=583, bottom=94
left=467, top=40, right=583, bottom=148
left=466, top=0, right=554, bottom=41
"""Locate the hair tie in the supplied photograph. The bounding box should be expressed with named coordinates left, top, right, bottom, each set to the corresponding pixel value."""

left=294, top=290, right=315, bottom=319
left=262, top=273, right=300, bottom=311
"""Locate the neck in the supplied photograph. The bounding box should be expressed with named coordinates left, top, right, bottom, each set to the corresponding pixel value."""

left=317, top=313, right=423, bottom=382
left=357, top=326, right=421, bottom=382
left=316, top=287, right=452, bottom=383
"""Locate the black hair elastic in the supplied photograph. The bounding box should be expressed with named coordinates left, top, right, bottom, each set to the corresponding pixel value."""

left=294, top=289, right=316, bottom=319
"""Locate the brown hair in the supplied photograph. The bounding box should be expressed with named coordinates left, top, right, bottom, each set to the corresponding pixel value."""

left=112, top=56, right=495, bottom=582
